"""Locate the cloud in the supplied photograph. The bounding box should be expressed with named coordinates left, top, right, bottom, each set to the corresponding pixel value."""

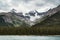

left=0, top=0, right=60, bottom=13
left=0, top=0, right=12, bottom=12
left=0, top=1, right=10, bottom=11
left=44, top=0, right=60, bottom=5
left=0, top=0, right=60, bottom=21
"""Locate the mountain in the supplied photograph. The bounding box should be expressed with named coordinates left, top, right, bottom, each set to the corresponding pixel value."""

left=28, top=11, right=36, bottom=16
left=0, top=5, right=60, bottom=27
left=0, top=9, right=31, bottom=27
left=32, top=6, right=60, bottom=27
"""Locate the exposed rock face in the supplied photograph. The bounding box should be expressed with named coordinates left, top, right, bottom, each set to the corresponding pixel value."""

left=32, top=6, right=60, bottom=27
left=33, top=5, right=60, bottom=26
left=0, top=15, right=7, bottom=26
left=0, top=11, right=31, bottom=27
left=0, top=5, right=60, bottom=27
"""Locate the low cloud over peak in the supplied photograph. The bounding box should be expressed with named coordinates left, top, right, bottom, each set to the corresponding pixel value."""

left=0, top=0, right=60, bottom=13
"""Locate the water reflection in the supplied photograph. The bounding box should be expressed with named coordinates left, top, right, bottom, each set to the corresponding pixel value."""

left=0, top=36, right=60, bottom=40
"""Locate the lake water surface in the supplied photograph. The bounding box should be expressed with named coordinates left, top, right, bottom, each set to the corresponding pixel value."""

left=0, top=36, right=60, bottom=40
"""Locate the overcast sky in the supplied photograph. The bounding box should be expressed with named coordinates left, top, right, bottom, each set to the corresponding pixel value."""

left=0, top=0, right=60, bottom=13
left=0, top=0, right=60, bottom=21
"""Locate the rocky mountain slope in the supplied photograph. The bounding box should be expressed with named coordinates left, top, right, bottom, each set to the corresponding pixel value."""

left=0, top=5, right=60, bottom=27
left=31, top=5, right=60, bottom=26
left=0, top=12, right=29, bottom=27
left=33, top=10, right=60, bottom=27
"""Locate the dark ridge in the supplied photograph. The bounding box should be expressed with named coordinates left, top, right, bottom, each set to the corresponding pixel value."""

left=0, top=15, right=13, bottom=27
left=32, top=11, right=60, bottom=27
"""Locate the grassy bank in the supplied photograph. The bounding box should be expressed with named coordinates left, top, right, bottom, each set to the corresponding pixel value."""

left=0, top=25, right=60, bottom=35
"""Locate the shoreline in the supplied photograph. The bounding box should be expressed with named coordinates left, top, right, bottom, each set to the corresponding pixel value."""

left=0, top=35, right=60, bottom=36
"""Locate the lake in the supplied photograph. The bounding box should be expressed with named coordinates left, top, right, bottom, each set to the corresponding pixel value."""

left=0, top=36, right=60, bottom=40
